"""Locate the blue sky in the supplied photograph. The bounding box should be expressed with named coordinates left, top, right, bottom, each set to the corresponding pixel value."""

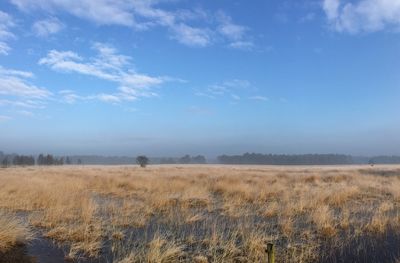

left=0, top=0, right=400, bottom=157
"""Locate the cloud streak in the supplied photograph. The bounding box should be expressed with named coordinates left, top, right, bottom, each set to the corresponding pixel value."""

left=323, top=0, right=400, bottom=33
left=249, top=95, right=269, bottom=101
left=196, top=79, right=267, bottom=102
left=39, top=43, right=168, bottom=103
left=0, top=11, right=15, bottom=55
left=0, top=115, right=11, bottom=122
left=0, top=66, right=51, bottom=118
left=10, top=0, right=253, bottom=48
left=32, top=17, right=64, bottom=37
left=0, top=66, right=51, bottom=99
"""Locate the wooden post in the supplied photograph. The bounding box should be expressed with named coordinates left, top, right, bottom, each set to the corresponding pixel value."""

left=266, top=243, right=275, bottom=263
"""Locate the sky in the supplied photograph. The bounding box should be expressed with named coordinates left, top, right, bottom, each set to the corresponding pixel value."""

left=0, top=0, right=400, bottom=157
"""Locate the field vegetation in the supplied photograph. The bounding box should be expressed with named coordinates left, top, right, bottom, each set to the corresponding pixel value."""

left=0, top=165, right=400, bottom=262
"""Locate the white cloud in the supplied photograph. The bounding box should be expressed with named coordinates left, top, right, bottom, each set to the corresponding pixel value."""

left=32, top=17, right=64, bottom=37
left=231, top=94, right=241, bottom=100
left=0, top=66, right=50, bottom=118
left=10, top=0, right=253, bottom=48
left=0, top=42, right=11, bottom=55
left=92, top=42, right=130, bottom=70
left=39, top=50, right=117, bottom=81
left=58, top=90, right=84, bottom=104
left=197, top=79, right=255, bottom=101
left=323, top=0, right=400, bottom=33
left=217, top=12, right=247, bottom=41
left=223, top=79, right=251, bottom=89
left=0, top=67, right=34, bottom=78
left=171, top=24, right=212, bottom=47
left=0, top=76, right=49, bottom=98
left=11, top=0, right=135, bottom=26
left=0, top=11, right=15, bottom=39
left=216, top=11, right=254, bottom=49
left=323, top=0, right=340, bottom=20
left=0, top=115, right=11, bottom=122
left=229, top=41, right=254, bottom=50
left=0, top=66, right=51, bottom=99
left=0, top=11, right=15, bottom=55
left=0, top=99, right=46, bottom=109
left=39, top=43, right=169, bottom=103
left=249, top=95, right=269, bottom=101
left=58, top=88, right=141, bottom=105
left=95, top=93, right=122, bottom=103
left=17, top=110, right=34, bottom=117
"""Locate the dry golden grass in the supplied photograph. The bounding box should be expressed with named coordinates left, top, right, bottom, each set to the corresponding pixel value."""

left=0, top=212, right=33, bottom=253
left=0, top=165, right=400, bottom=262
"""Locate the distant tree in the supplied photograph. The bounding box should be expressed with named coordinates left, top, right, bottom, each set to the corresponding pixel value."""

left=37, top=154, right=58, bottom=165
left=45, top=154, right=54, bottom=165
left=37, top=154, right=44, bottom=165
left=66, top=156, right=72, bottom=165
left=192, top=155, right=206, bottom=164
left=217, top=153, right=354, bottom=165
left=10, top=155, right=34, bottom=166
left=77, top=159, right=82, bottom=165
left=179, top=155, right=191, bottom=164
left=1, top=157, right=9, bottom=168
left=12, top=155, right=18, bottom=166
left=57, top=157, right=64, bottom=165
left=136, top=155, right=149, bottom=168
left=368, top=159, right=375, bottom=167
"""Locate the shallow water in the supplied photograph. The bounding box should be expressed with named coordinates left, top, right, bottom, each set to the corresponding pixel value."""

left=321, top=230, right=400, bottom=263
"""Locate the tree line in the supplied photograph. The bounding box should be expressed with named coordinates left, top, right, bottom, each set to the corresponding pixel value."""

left=218, top=153, right=354, bottom=165
left=158, top=155, right=207, bottom=164
left=1, top=153, right=83, bottom=168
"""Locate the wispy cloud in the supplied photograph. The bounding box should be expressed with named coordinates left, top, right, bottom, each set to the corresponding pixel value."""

left=0, top=99, right=46, bottom=109
left=216, top=11, right=254, bottom=50
left=0, top=115, right=11, bottom=122
left=10, top=0, right=253, bottom=48
left=0, top=65, right=51, bottom=120
left=95, top=93, right=122, bottom=104
left=58, top=90, right=84, bottom=104
left=0, top=66, right=51, bottom=99
left=323, top=0, right=400, bottom=33
left=58, top=88, right=149, bottom=105
left=171, top=23, right=212, bottom=47
left=196, top=79, right=263, bottom=102
left=16, top=110, right=34, bottom=117
left=32, top=17, right=64, bottom=37
left=249, top=95, right=269, bottom=101
left=231, top=94, right=241, bottom=100
left=217, top=11, right=247, bottom=40
left=39, top=43, right=169, bottom=103
left=228, top=41, right=254, bottom=50
left=0, top=42, right=11, bottom=55
left=0, top=11, right=15, bottom=55
left=10, top=0, right=136, bottom=26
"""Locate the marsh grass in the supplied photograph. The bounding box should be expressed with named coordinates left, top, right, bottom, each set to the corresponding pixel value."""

left=1, top=165, right=400, bottom=262
left=0, top=212, right=33, bottom=253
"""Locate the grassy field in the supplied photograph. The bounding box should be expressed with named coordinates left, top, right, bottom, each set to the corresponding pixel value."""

left=1, top=165, right=400, bottom=262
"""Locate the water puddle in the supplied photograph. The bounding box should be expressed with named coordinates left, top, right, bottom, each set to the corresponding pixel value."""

left=321, top=230, right=400, bottom=263
left=27, top=235, right=67, bottom=263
